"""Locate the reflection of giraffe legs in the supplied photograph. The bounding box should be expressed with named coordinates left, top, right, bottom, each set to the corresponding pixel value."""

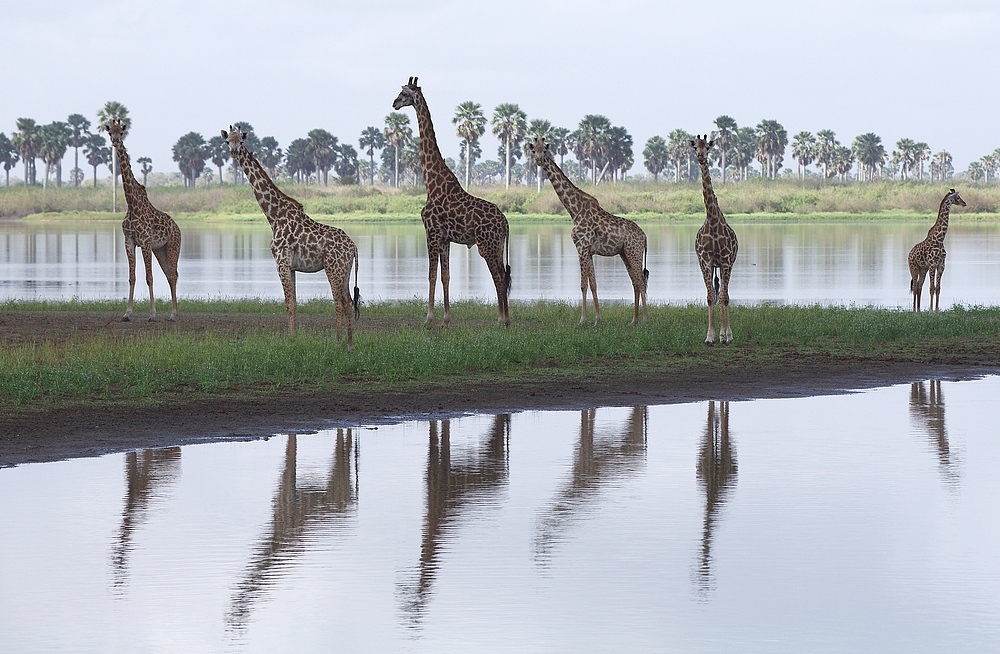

left=696, top=400, right=737, bottom=595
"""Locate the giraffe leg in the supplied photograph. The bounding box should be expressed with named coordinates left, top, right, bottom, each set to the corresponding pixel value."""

left=481, top=242, right=510, bottom=327
left=440, top=242, right=452, bottom=327
left=582, top=254, right=600, bottom=326
left=153, top=244, right=179, bottom=322
left=719, top=265, right=733, bottom=344
left=621, top=250, right=647, bottom=326
left=578, top=254, right=590, bottom=325
left=122, top=235, right=137, bottom=322
left=141, top=245, right=156, bottom=322
left=699, top=260, right=717, bottom=345
left=933, top=263, right=945, bottom=311
left=425, top=242, right=439, bottom=327
left=912, top=268, right=927, bottom=313
left=277, top=263, right=297, bottom=334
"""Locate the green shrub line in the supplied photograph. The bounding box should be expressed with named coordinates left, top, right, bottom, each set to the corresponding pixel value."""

left=6, top=180, right=1000, bottom=222
left=2, top=299, right=999, bottom=406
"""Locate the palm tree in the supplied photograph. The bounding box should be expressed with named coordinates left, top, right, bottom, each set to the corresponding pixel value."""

left=815, top=130, right=839, bottom=180
left=491, top=103, right=527, bottom=189
left=712, top=115, right=738, bottom=183
left=851, top=133, right=886, bottom=181
left=207, top=135, right=229, bottom=184
left=171, top=132, right=208, bottom=188
left=791, top=131, right=816, bottom=180
left=914, top=142, right=930, bottom=181
left=666, top=129, right=693, bottom=182
left=137, top=156, right=152, bottom=186
left=307, top=128, right=338, bottom=185
left=12, top=118, right=40, bottom=186
left=548, top=127, right=570, bottom=169
left=38, top=122, right=70, bottom=189
left=358, top=126, right=385, bottom=186
left=66, top=114, right=91, bottom=188
left=930, top=151, right=953, bottom=182
left=755, top=119, right=787, bottom=179
left=643, top=135, right=669, bottom=182
left=334, top=143, right=359, bottom=184
left=526, top=118, right=553, bottom=190
left=980, top=154, right=997, bottom=184
left=833, top=145, right=853, bottom=181
left=285, top=138, right=314, bottom=183
left=731, top=127, right=757, bottom=181
left=383, top=112, right=412, bottom=188
left=258, top=136, right=282, bottom=178
left=967, top=161, right=985, bottom=183
left=606, top=125, right=633, bottom=183
left=96, top=101, right=130, bottom=210
left=83, top=133, right=110, bottom=187
left=453, top=101, right=486, bottom=188
left=894, top=138, right=917, bottom=180
left=0, top=133, right=18, bottom=186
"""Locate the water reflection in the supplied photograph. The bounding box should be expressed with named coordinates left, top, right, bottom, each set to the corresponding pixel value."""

left=398, top=415, right=511, bottom=627
left=111, top=447, right=181, bottom=591
left=535, top=407, right=648, bottom=562
left=227, top=429, right=357, bottom=629
left=909, top=380, right=958, bottom=485
left=695, top=401, right=737, bottom=596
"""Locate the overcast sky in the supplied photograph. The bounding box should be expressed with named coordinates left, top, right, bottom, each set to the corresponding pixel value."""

left=3, top=0, right=998, bottom=178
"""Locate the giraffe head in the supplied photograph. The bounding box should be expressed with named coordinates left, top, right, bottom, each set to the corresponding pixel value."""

left=101, top=116, right=129, bottom=145
left=392, top=76, right=420, bottom=110
left=525, top=136, right=550, bottom=166
left=690, top=134, right=715, bottom=163
left=222, top=125, right=247, bottom=154
left=945, top=188, right=967, bottom=208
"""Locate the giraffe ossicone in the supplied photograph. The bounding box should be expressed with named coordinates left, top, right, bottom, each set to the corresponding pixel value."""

left=103, top=116, right=181, bottom=323
left=908, top=188, right=965, bottom=312
left=692, top=134, right=738, bottom=345
left=223, top=125, right=361, bottom=349
left=392, top=76, right=511, bottom=327
left=526, top=136, right=649, bottom=326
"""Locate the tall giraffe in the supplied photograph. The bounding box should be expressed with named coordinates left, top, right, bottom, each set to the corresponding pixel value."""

left=392, top=77, right=511, bottom=327
left=692, top=135, right=738, bottom=345
left=908, top=188, right=965, bottom=312
left=526, top=137, right=648, bottom=325
left=223, top=126, right=360, bottom=349
left=103, top=117, right=181, bottom=322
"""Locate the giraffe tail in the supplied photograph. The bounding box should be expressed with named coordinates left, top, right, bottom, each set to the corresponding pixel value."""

left=504, top=230, right=512, bottom=297
left=713, top=267, right=720, bottom=306
left=642, top=241, right=649, bottom=284
left=352, top=248, right=362, bottom=320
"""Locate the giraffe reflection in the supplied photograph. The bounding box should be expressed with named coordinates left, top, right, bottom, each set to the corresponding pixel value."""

left=909, top=380, right=957, bottom=484
left=228, top=429, right=357, bottom=629
left=112, top=448, right=181, bottom=589
left=535, top=407, right=648, bottom=561
left=399, top=414, right=510, bottom=626
left=696, top=401, right=737, bottom=596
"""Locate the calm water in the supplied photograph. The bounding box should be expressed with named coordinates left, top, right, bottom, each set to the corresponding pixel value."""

left=2, top=220, right=1000, bottom=308
left=2, top=377, right=1000, bottom=652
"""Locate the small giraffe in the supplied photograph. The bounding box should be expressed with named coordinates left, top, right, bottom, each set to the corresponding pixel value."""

left=392, top=77, right=511, bottom=327
left=908, top=188, right=965, bottom=312
left=223, top=126, right=360, bottom=349
left=692, top=135, right=738, bottom=345
left=526, top=136, right=648, bottom=325
left=102, top=117, right=181, bottom=322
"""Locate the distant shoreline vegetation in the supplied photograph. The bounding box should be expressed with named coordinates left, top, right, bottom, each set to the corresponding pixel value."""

left=4, top=180, right=1000, bottom=222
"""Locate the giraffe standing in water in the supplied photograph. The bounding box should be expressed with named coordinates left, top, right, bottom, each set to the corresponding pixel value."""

left=908, top=188, right=965, bottom=312
left=692, top=135, right=738, bottom=344
left=392, top=77, right=511, bottom=327
left=103, top=117, right=181, bottom=322
left=223, top=126, right=360, bottom=349
left=526, top=136, right=648, bottom=325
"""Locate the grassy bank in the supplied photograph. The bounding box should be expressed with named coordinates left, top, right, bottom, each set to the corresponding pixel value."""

left=2, top=299, right=999, bottom=409
left=5, top=180, right=1000, bottom=222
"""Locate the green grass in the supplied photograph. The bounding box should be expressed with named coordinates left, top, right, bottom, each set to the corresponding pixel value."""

left=2, top=299, right=999, bottom=407
left=6, top=179, right=1000, bottom=222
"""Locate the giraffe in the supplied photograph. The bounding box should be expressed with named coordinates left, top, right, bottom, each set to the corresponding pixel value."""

left=526, top=137, right=649, bottom=325
left=908, top=188, right=965, bottom=312
left=223, top=126, right=360, bottom=349
left=692, top=135, right=739, bottom=345
left=103, top=117, right=181, bottom=322
left=392, top=77, right=511, bottom=327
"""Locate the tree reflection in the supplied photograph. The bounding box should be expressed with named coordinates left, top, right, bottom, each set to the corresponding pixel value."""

left=227, top=429, right=357, bottom=630
left=398, top=414, right=510, bottom=628
left=535, top=407, right=647, bottom=563
left=111, top=447, right=181, bottom=590
left=695, top=400, right=737, bottom=596
left=909, top=380, right=957, bottom=484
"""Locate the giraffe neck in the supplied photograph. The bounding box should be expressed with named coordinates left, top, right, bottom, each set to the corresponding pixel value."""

left=231, top=144, right=295, bottom=229
left=413, top=90, right=462, bottom=197
left=697, top=155, right=725, bottom=225
left=927, top=197, right=952, bottom=245
left=109, top=137, right=146, bottom=208
left=537, top=152, right=593, bottom=221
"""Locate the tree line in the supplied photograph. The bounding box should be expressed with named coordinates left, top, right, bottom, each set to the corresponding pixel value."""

left=0, top=102, right=987, bottom=190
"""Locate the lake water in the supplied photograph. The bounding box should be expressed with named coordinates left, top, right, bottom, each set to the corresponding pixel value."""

left=2, top=220, right=1000, bottom=308
left=2, top=376, right=1000, bottom=652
